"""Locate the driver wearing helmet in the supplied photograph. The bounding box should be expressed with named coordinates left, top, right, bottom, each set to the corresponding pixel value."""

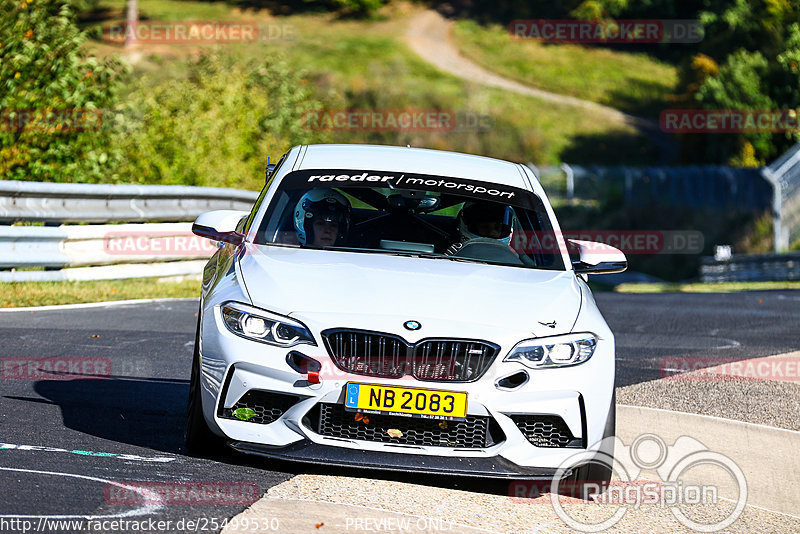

left=294, top=189, right=351, bottom=247
left=445, top=201, right=512, bottom=255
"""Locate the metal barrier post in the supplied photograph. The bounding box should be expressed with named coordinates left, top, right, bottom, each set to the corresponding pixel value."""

left=561, top=163, right=574, bottom=201
left=761, top=167, right=785, bottom=252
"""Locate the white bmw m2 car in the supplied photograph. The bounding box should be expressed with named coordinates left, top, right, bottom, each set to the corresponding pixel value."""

left=186, top=144, right=626, bottom=483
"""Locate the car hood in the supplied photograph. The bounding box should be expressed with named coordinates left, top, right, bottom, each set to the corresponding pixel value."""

left=238, top=245, right=582, bottom=340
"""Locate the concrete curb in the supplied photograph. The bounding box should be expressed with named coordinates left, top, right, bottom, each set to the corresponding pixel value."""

left=617, top=404, right=800, bottom=516
left=223, top=405, right=799, bottom=532
left=222, top=498, right=497, bottom=533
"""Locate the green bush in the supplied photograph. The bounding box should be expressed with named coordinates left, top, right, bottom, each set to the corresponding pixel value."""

left=113, top=54, right=329, bottom=190
left=329, top=0, right=386, bottom=18
left=0, top=0, right=124, bottom=181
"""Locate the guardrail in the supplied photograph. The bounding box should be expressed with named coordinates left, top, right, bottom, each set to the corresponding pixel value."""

left=535, top=159, right=790, bottom=253
left=0, top=181, right=260, bottom=282
left=0, top=180, right=259, bottom=223
left=700, top=252, right=800, bottom=283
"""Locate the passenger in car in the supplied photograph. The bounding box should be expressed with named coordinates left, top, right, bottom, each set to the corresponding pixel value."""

left=293, top=189, right=352, bottom=247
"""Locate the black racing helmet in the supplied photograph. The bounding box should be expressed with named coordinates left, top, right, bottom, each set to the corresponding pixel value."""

left=458, top=202, right=512, bottom=241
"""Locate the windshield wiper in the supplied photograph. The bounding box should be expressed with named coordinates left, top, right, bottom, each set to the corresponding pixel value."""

left=408, top=252, right=494, bottom=265
left=292, top=244, right=496, bottom=265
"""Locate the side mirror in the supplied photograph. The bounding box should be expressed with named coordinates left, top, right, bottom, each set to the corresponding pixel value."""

left=192, top=210, right=249, bottom=246
left=569, top=239, right=627, bottom=275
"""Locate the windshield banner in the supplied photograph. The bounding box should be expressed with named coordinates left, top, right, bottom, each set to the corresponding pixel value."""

left=278, top=169, right=540, bottom=209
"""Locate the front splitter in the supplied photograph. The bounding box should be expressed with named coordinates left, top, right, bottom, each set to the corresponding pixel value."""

left=228, top=439, right=564, bottom=480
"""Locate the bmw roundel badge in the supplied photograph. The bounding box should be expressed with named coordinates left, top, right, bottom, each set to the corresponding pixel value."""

left=403, top=320, right=421, bottom=331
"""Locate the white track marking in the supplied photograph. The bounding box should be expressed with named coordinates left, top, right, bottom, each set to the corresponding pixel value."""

left=618, top=404, right=800, bottom=435
left=0, top=443, right=176, bottom=462
left=0, top=466, right=164, bottom=519
left=0, top=297, right=197, bottom=313
left=717, top=496, right=800, bottom=520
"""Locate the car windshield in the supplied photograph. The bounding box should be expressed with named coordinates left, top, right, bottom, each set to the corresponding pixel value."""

left=254, top=169, right=565, bottom=271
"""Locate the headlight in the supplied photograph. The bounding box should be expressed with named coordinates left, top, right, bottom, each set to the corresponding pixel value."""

left=504, top=333, right=597, bottom=369
left=220, top=302, right=315, bottom=347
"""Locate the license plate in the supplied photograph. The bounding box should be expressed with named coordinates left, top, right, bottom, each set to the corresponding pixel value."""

left=344, top=382, right=467, bottom=421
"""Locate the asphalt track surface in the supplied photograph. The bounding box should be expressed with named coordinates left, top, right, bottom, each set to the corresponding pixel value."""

left=0, top=291, right=798, bottom=532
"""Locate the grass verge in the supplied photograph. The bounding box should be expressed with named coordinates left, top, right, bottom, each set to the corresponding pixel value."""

left=615, top=281, right=800, bottom=293
left=84, top=2, right=658, bottom=167
left=0, top=278, right=200, bottom=308
left=451, top=19, right=677, bottom=118
left=82, top=0, right=242, bottom=24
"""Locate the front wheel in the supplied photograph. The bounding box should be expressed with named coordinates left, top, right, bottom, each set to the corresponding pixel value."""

left=184, top=314, right=226, bottom=456
left=562, top=392, right=616, bottom=498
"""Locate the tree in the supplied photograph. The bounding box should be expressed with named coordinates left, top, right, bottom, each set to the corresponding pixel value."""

left=690, top=1, right=800, bottom=164
left=113, top=54, right=328, bottom=190
left=578, top=0, right=800, bottom=165
left=689, top=50, right=775, bottom=165
left=329, top=0, right=385, bottom=18
left=0, top=0, right=124, bottom=181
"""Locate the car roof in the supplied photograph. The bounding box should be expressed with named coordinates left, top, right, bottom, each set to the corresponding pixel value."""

left=294, top=144, right=532, bottom=190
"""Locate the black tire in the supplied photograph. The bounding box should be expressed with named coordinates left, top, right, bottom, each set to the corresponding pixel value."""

left=561, top=391, right=616, bottom=499
left=184, top=314, right=227, bottom=456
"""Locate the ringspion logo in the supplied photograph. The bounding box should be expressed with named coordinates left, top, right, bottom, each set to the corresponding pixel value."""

left=510, top=433, right=747, bottom=532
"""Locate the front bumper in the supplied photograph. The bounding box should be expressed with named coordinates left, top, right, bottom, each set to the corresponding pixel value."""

left=199, top=302, right=615, bottom=475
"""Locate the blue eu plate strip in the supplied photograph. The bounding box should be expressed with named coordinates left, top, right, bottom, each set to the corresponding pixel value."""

left=345, top=383, right=360, bottom=408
